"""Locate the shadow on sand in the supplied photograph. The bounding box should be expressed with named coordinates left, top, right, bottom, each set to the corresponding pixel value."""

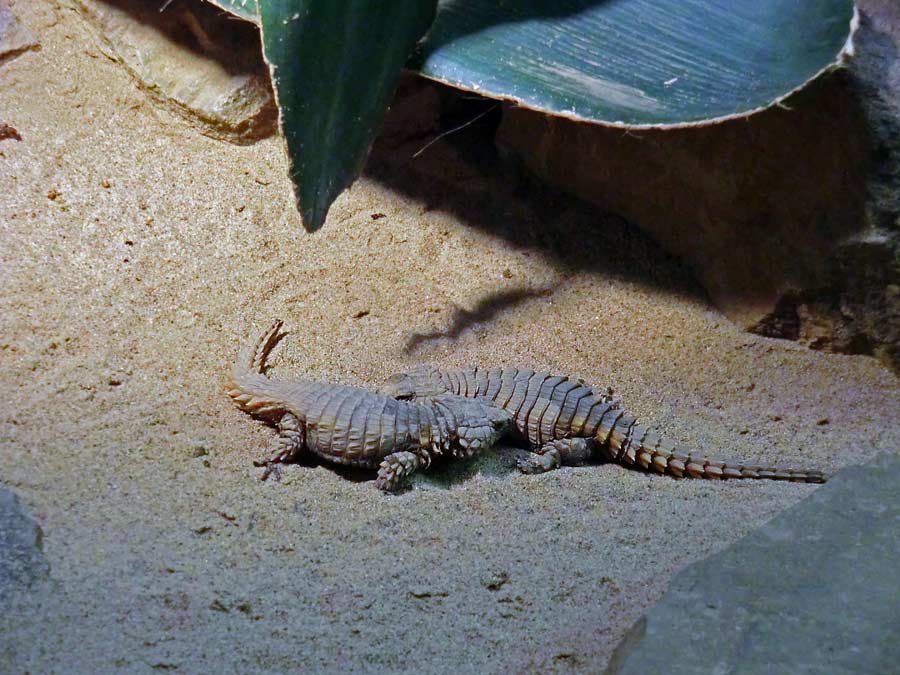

left=366, top=92, right=706, bottom=349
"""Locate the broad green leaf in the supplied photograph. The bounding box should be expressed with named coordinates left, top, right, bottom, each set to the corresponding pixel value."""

left=412, top=0, right=856, bottom=126
left=258, top=1, right=436, bottom=231
left=204, top=0, right=258, bottom=23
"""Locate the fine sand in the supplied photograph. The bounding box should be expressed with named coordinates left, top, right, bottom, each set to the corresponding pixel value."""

left=2, top=2, right=898, bottom=673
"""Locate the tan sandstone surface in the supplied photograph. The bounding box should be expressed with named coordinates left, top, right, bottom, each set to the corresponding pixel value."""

left=1, top=2, right=898, bottom=673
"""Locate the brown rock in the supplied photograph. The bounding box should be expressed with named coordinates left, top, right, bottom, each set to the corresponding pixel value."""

left=73, top=0, right=276, bottom=144
left=377, top=73, right=446, bottom=148
left=498, top=72, right=869, bottom=338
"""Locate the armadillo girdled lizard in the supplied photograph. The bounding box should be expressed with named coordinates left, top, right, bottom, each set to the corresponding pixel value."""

left=381, top=365, right=827, bottom=483
left=227, top=321, right=510, bottom=492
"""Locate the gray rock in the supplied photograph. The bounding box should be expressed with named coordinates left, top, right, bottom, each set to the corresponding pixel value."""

left=840, top=1, right=900, bottom=372
left=0, top=488, right=49, bottom=606
left=0, top=1, right=39, bottom=63
left=606, top=453, right=900, bottom=675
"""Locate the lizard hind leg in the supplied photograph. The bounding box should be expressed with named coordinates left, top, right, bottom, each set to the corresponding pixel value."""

left=517, top=438, right=595, bottom=475
left=254, top=412, right=305, bottom=481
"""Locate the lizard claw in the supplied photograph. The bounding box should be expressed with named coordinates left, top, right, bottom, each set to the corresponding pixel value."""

left=255, top=460, right=283, bottom=482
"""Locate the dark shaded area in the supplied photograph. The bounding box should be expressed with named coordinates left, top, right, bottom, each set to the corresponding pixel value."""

left=414, top=446, right=524, bottom=489
left=100, top=0, right=264, bottom=73
left=498, top=68, right=871, bottom=327
left=367, top=85, right=705, bottom=343
left=334, top=447, right=524, bottom=492
left=265, top=432, right=524, bottom=491
left=365, top=86, right=706, bottom=349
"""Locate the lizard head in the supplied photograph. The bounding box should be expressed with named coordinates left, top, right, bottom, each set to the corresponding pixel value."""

left=381, top=365, right=446, bottom=400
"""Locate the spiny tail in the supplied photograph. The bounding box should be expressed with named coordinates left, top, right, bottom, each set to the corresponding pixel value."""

left=598, top=411, right=827, bottom=483
left=225, top=320, right=289, bottom=419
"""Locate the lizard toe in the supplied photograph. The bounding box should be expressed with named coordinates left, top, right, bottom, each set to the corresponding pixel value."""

left=517, top=453, right=559, bottom=474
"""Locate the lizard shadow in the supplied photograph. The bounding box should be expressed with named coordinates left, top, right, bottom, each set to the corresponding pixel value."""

left=424, top=444, right=524, bottom=485
left=269, top=451, right=522, bottom=491
left=326, top=446, right=528, bottom=492
left=404, top=286, right=552, bottom=354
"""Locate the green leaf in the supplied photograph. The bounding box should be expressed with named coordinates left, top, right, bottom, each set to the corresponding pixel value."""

left=203, top=0, right=258, bottom=23
left=412, top=0, right=856, bottom=126
left=258, top=1, right=436, bottom=231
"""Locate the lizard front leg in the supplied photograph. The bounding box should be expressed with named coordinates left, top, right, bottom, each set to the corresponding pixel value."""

left=517, top=438, right=595, bottom=474
left=254, top=412, right=305, bottom=481
left=374, top=449, right=432, bottom=493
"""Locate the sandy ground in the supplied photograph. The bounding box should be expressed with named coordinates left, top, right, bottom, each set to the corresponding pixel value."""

left=2, top=2, right=898, bottom=673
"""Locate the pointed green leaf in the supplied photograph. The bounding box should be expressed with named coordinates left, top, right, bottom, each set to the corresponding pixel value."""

left=413, top=0, right=856, bottom=126
left=258, top=1, right=436, bottom=231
